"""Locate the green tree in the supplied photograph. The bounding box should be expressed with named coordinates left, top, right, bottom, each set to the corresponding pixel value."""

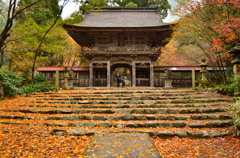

left=125, top=2, right=137, bottom=7
left=113, top=0, right=171, bottom=20
left=17, top=0, right=61, bottom=25
left=8, top=17, right=67, bottom=73
left=79, top=0, right=108, bottom=15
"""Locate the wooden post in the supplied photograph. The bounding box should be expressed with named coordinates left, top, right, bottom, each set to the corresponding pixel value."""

left=55, top=71, right=59, bottom=92
left=150, top=62, right=154, bottom=87
left=233, top=64, right=240, bottom=80
left=132, top=61, right=136, bottom=87
left=107, top=61, right=110, bottom=87
left=89, top=62, right=93, bottom=87
left=192, top=69, right=195, bottom=90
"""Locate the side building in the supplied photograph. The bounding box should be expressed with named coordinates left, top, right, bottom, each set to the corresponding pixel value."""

left=37, top=66, right=225, bottom=88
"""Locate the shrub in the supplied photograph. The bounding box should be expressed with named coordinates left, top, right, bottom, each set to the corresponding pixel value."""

left=21, top=70, right=32, bottom=85
left=22, top=81, right=55, bottom=94
left=0, top=69, right=55, bottom=97
left=215, top=75, right=240, bottom=96
left=0, top=69, right=24, bottom=97
left=34, top=73, right=46, bottom=83
left=231, top=99, right=240, bottom=137
left=196, top=78, right=214, bottom=88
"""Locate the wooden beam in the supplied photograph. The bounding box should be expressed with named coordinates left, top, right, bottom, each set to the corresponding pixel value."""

left=55, top=71, right=59, bottom=92
left=82, top=51, right=160, bottom=55
left=64, top=27, right=173, bottom=32
left=89, top=62, right=93, bottom=87
left=150, top=62, right=154, bottom=87
left=107, top=61, right=110, bottom=87
left=192, top=69, right=195, bottom=90
left=132, top=61, right=136, bottom=87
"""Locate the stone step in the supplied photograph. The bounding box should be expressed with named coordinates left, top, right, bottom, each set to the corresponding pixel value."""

left=0, top=119, right=232, bottom=129
left=10, top=106, right=228, bottom=114
left=0, top=89, right=233, bottom=140
left=23, top=102, right=229, bottom=109
left=1, top=126, right=231, bottom=139
left=30, top=98, right=233, bottom=104
left=29, top=91, right=206, bottom=97
left=44, top=90, right=198, bottom=94
left=24, top=90, right=206, bottom=97
left=34, top=95, right=210, bottom=101
left=0, top=113, right=232, bottom=121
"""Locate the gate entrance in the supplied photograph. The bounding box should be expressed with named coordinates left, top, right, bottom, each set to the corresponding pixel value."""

left=111, top=64, right=131, bottom=87
left=63, top=7, right=173, bottom=87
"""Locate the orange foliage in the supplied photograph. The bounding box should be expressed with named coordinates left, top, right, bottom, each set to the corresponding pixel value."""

left=156, top=40, right=203, bottom=66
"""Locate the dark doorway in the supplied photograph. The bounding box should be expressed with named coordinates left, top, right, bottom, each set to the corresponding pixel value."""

left=111, top=63, right=131, bottom=87
left=93, top=69, right=107, bottom=87
left=136, top=68, right=150, bottom=86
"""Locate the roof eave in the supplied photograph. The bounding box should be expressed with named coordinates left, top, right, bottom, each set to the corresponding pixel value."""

left=63, top=23, right=176, bottom=30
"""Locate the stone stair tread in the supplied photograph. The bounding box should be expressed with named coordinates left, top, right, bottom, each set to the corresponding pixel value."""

left=35, top=95, right=211, bottom=100
left=7, top=106, right=228, bottom=115
left=22, top=102, right=231, bottom=109
left=0, top=119, right=232, bottom=129
left=1, top=88, right=233, bottom=140
left=1, top=126, right=231, bottom=139
left=0, top=112, right=232, bottom=120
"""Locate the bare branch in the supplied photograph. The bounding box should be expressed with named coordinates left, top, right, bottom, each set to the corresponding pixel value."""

left=31, top=0, right=69, bottom=80
left=0, top=11, right=7, bottom=21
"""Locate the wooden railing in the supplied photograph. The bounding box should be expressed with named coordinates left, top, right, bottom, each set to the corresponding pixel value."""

left=136, top=78, right=150, bottom=87
left=94, top=78, right=107, bottom=87
left=154, top=78, right=192, bottom=87
left=48, top=78, right=89, bottom=87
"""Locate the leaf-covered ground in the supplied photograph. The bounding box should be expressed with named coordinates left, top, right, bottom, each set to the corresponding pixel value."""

left=0, top=131, right=239, bottom=157
left=0, top=90, right=239, bottom=157
left=153, top=135, right=240, bottom=158
left=0, top=130, right=91, bottom=157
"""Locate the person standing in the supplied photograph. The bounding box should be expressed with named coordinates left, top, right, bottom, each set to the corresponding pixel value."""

left=115, top=72, right=121, bottom=87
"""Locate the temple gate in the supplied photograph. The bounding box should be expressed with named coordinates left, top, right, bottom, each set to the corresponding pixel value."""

left=63, top=7, right=173, bottom=87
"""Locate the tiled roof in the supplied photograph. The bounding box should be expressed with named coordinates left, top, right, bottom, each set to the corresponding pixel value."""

left=37, top=67, right=89, bottom=72
left=154, top=66, right=226, bottom=71
left=72, top=8, right=170, bottom=28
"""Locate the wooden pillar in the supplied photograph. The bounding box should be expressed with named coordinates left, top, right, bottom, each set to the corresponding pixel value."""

left=150, top=62, right=154, bottom=87
left=55, top=71, right=59, bottom=92
left=107, top=61, right=110, bottom=87
left=132, top=61, right=136, bottom=87
left=192, top=69, right=195, bottom=90
left=89, top=62, right=93, bottom=87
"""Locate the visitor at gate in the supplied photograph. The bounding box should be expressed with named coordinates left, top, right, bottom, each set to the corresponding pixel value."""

left=116, top=72, right=121, bottom=87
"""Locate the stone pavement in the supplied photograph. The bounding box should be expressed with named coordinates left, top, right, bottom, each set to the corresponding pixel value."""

left=83, top=133, right=161, bottom=158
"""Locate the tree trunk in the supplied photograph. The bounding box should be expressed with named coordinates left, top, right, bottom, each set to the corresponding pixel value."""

left=31, top=0, right=69, bottom=81
left=0, top=0, right=42, bottom=68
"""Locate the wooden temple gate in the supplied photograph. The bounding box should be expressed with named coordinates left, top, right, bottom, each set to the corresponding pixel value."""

left=63, top=7, right=173, bottom=87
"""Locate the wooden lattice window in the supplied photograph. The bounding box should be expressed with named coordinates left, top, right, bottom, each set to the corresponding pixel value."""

left=95, top=70, right=107, bottom=79
left=136, top=70, right=149, bottom=78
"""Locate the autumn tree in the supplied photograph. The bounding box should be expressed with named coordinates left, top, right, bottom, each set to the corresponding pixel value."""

left=155, top=39, right=205, bottom=66
left=7, top=17, right=68, bottom=73
left=0, top=0, right=42, bottom=68
left=172, top=0, right=240, bottom=83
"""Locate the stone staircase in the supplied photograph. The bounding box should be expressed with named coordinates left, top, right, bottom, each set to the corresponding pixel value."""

left=0, top=88, right=234, bottom=139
